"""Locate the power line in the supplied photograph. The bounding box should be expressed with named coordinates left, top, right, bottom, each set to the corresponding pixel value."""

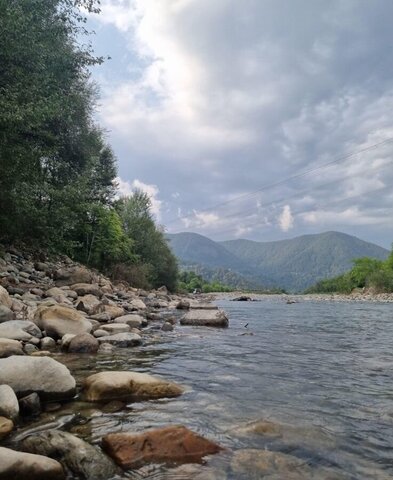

left=166, top=137, right=393, bottom=226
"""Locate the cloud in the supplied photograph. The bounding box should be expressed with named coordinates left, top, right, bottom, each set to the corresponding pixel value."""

left=115, top=176, right=162, bottom=219
left=278, top=205, right=294, bottom=232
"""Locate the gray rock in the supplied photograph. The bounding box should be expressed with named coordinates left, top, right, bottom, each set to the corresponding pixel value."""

left=93, top=329, right=108, bottom=338
left=97, top=332, right=142, bottom=347
left=40, top=337, right=57, bottom=350
left=21, top=430, right=120, bottom=480
left=76, top=294, right=101, bottom=314
left=100, top=323, right=130, bottom=335
left=0, top=338, right=24, bottom=358
left=0, top=356, right=76, bottom=400
left=72, top=283, right=102, bottom=297
left=161, top=322, right=174, bottom=332
left=68, top=333, right=99, bottom=353
left=0, top=446, right=65, bottom=479
left=176, top=299, right=190, bottom=310
left=180, top=309, right=229, bottom=327
left=0, top=384, right=19, bottom=419
left=114, top=313, right=146, bottom=328
left=0, top=286, right=12, bottom=308
left=2, top=320, right=42, bottom=338
left=0, top=305, right=15, bottom=322
left=24, top=343, right=39, bottom=354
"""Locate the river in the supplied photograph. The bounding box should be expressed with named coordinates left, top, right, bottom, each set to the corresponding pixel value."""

left=12, top=297, right=393, bottom=479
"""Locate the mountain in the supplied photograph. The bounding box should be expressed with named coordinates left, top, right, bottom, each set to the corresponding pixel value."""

left=167, top=231, right=389, bottom=292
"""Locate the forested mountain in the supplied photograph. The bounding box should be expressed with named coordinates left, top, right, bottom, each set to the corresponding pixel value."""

left=167, top=231, right=389, bottom=291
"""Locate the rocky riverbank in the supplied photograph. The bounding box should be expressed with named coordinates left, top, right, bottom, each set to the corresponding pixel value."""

left=0, top=246, right=229, bottom=479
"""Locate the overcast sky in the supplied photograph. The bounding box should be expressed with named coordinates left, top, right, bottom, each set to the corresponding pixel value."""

left=87, top=0, right=393, bottom=248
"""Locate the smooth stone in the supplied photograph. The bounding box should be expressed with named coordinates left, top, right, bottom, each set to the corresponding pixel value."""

left=7, top=320, right=42, bottom=337
left=0, top=305, right=15, bottom=322
left=0, top=286, right=12, bottom=308
left=113, top=314, right=146, bottom=328
left=24, top=343, right=39, bottom=354
left=128, top=298, right=147, bottom=311
left=97, top=332, right=142, bottom=347
left=180, top=309, right=229, bottom=327
left=68, top=333, right=99, bottom=353
left=0, top=320, right=41, bottom=341
left=0, top=338, right=24, bottom=358
left=41, top=337, right=57, bottom=350
left=0, top=384, right=19, bottom=419
left=0, top=356, right=76, bottom=401
left=21, top=430, right=120, bottom=480
left=100, top=323, right=130, bottom=335
left=45, top=287, right=65, bottom=298
left=93, top=329, right=108, bottom=338
left=0, top=416, right=14, bottom=439
left=102, top=425, right=223, bottom=469
left=34, top=305, right=92, bottom=339
left=84, top=371, right=184, bottom=402
left=0, top=446, right=65, bottom=479
left=19, top=392, right=41, bottom=416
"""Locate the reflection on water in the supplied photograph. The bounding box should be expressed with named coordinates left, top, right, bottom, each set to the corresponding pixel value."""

left=12, top=298, right=393, bottom=479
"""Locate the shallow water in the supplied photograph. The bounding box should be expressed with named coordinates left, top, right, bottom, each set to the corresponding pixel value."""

left=12, top=298, right=393, bottom=479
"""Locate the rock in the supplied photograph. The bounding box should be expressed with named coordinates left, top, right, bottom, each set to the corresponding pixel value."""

left=114, top=314, right=146, bottom=328
left=157, top=285, right=168, bottom=294
left=60, top=333, right=76, bottom=349
left=0, top=321, right=36, bottom=341
left=93, top=329, right=109, bottom=338
left=0, top=338, right=24, bottom=358
left=76, top=294, right=101, bottom=314
left=102, top=425, right=222, bottom=469
left=97, top=343, right=114, bottom=354
left=34, top=261, right=49, bottom=272
left=0, top=305, right=15, bottom=322
left=101, top=323, right=130, bottom=335
left=54, top=266, right=92, bottom=286
left=161, top=322, right=174, bottom=332
left=0, top=356, right=76, bottom=400
left=68, top=333, right=99, bottom=353
left=84, top=371, right=184, bottom=402
left=0, top=416, right=14, bottom=439
left=97, top=332, right=142, bottom=348
left=190, top=303, right=218, bottom=310
left=21, top=430, right=120, bottom=480
left=0, top=446, right=65, bottom=479
left=0, top=285, right=12, bottom=308
left=180, top=309, right=229, bottom=327
left=45, top=287, right=66, bottom=298
left=128, top=298, right=147, bottom=311
left=176, top=299, right=190, bottom=310
left=31, top=287, right=44, bottom=297
left=100, top=304, right=125, bottom=319
left=19, top=392, right=41, bottom=416
left=231, top=296, right=252, bottom=301
left=0, top=384, right=19, bottom=419
left=41, top=337, right=57, bottom=350
left=71, top=283, right=102, bottom=297
left=3, top=320, right=42, bottom=338
left=24, top=343, right=39, bottom=354
left=34, top=305, right=92, bottom=339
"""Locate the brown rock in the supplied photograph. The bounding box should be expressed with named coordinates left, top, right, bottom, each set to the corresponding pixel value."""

left=102, top=425, right=223, bottom=469
left=0, top=416, right=13, bottom=440
left=71, top=283, right=102, bottom=297
left=34, top=305, right=92, bottom=339
left=68, top=333, right=99, bottom=353
left=0, top=338, right=24, bottom=358
left=76, top=294, right=101, bottom=315
left=0, top=286, right=12, bottom=308
left=83, top=371, right=184, bottom=402
left=54, top=267, right=92, bottom=286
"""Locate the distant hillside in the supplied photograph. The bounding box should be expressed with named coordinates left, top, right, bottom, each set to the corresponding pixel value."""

left=167, top=231, right=389, bottom=292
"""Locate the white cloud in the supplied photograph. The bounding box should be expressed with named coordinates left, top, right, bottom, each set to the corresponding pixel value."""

left=278, top=205, right=294, bottom=232
left=115, top=176, right=162, bottom=219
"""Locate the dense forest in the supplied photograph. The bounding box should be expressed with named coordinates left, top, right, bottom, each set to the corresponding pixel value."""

left=306, top=249, right=393, bottom=294
left=0, top=0, right=178, bottom=290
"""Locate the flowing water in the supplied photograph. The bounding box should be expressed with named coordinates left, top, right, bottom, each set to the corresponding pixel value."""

left=11, top=297, right=393, bottom=479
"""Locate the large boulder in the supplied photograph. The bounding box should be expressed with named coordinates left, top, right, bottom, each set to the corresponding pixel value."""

left=83, top=371, right=184, bottom=402
left=0, top=446, right=65, bottom=479
left=180, top=309, right=228, bottom=327
left=114, top=314, right=146, bottom=328
left=54, top=266, right=92, bottom=286
left=0, top=338, right=24, bottom=358
left=34, top=305, right=92, bottom=339
left=21, top=430, right=120, bottom=480
left=0, top=356, right=76, bottom=401
left=68, top=333, right=99, bottom=353
left=102, top=425, right=223, bottom=469
left=71, top=283, right=102, bottom=297
left=97, top=332, right=142, bottom=348
left=0, top=384, right=19, bottom=419
left=0, top=286, right=12, bottom=308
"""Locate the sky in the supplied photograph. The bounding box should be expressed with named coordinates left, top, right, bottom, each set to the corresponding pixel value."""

left=86, top=0, right=393, bottom=248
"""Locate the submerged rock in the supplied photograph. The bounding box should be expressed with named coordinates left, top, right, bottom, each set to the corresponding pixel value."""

left=21, top=430, right=120, bottom=480
left=34, top=305, right=92, bottom=339
left=0, top=446, right=65, bottom=480
left=180, top=309, right=229, bottom=327
left=102, top=425, right=223, bottom=469
left=0, top=356, right=76, bottom=401
left=83, top=371, right=184, bottom=402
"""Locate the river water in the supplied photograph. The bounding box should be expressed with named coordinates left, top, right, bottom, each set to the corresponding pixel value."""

left=13, top=297, right=393, bottom=479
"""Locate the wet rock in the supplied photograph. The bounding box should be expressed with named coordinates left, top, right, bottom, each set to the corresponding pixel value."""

left=0, top=355, right=76, bottom=401
left=84, top=371, right=184, bottom=402
left=180, top=309, right=229, bottom=327
left=21, top=430, right=120, bottom=480
left=0, top=304, right=15, bottom=322
left=0, top=338, right=24, bottom=358
left=0, top=416, right=14, bottom=439
left=161, top=322, right=174, bottom=332
left=41, top=337, right=57, bottom=350
left=176, top=299, right=190, bottom=310
left=76, top=294, right=101, bottom=314
left=97, top=343, right=114, bottom=354
left=19, top=392, right=41, bottom=416
left=114, top=313, right=146, bottom=328
left=97, top=332, right=142, bottom=347
left=71, top=283, right=102, bottom=298
left=0, top=285, right=12, bottom=308
left=102, top=425, right=223, bottom=469
left=0, top=446, right=65, bottom=479
left=68, top=333, right=99, bottom=353
left=0, top=384, right=19, bottom=419
left=34, top=305, right=92, bottom=339
left=101, top=323, right=130, bottom=335
left=101, top=400, right=126, bottom=413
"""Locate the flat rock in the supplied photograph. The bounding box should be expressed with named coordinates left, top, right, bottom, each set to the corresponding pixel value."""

left=97, top=332, right=142, bottom=347
left=102, top=425, right=223, bottom=469
left=189, top=303, right=218, bottom=310
left=180, top=309, right=228, bottom=327
left=84, top=371, right=184, bottom=402
left=0, top=446, right=65, bottom=480
left=101, top=323, right=130, bottom=335
left=114, top=314, right=146, bottom=328
left=0, top=355, right=76, bottom=401
left=34, top=305, right=92, bottom=339
left=0, top=384, right=19, bottom=419
left=0, top=338, right=24, bottom=358
left=21, top=430, right=119, bottom=480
